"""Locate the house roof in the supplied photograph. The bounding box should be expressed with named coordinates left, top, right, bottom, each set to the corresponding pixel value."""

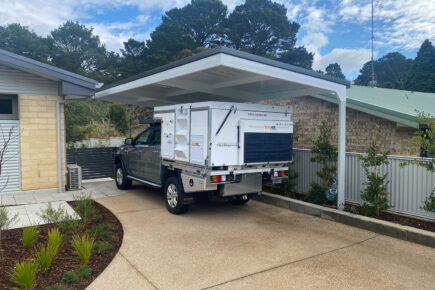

left=313, top=85, right=435, bottom=128
left=0, top=49, right=99, bottom=97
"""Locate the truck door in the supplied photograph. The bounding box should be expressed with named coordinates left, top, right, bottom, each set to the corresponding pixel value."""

left=144, top=126, right=161, bottom=184
left=128, top=128, right=153, bottom=179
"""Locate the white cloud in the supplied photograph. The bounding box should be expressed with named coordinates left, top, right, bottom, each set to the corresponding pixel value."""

left=313, top=48, right=373, bottom=79
left=339, top=0, right=435, bottom=50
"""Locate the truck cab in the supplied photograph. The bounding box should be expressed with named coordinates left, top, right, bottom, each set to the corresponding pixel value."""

left=114, top=102, right=293, bottom=214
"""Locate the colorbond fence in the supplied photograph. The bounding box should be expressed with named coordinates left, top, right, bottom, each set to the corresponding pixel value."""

left=292, top=148, right=435, bottom=220
left=66, top=147, right=116, bottom=180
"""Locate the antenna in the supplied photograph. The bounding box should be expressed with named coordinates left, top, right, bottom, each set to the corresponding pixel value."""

left=370, top=0, right=376, bottom=88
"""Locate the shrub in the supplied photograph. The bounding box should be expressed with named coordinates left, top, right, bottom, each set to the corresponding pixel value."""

left=45, top=285, right=68, bottom=290
left=1, top=206, right=19, bottom=258
left=71, top=233, right=94, bottom=264
left=271, top=164, right=298, bottom=198
left=63, top=270, right=78, bottom=283
left=22, top=226, right=39, bottom=248
left=9, top=260, right=38, bottom=289
left=90, top=222, right=107, bottom=235
left=35, top=245, right=53, bottom=272
left=359, top=126, right=390, bottom=216
left=308, top=120, right=338, bottom=205
left=94, top=240, right=113, bottom=255
left=73, top=193, right=99, bottom=225
left=75, top=265, right=92, bottom=279
left=38, top=202, right=65, bottom=225
left=422, top=190, right=435, bottom=212
left=57, top=213, right=81, bottom=235
left=47, top=228, right=62, bottom=256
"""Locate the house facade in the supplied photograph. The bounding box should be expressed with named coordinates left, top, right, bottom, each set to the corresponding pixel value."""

left=0, top=49, right=98, bottom=194
left=266, top=85, right=435, bottom=155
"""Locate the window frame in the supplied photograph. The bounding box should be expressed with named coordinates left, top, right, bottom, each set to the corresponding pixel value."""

left=0, top=94, right=18, bottom=120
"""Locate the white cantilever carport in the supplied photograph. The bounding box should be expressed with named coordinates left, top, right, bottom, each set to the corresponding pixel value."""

left=95, top=46, right=350, bottom=209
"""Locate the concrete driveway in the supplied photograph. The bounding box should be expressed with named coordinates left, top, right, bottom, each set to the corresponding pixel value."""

left=86, top=181, right=435, bottom=290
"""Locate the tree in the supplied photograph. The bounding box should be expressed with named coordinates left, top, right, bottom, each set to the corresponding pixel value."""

left=355, top=52, right=412, bottom=89
left=49, top=21, right=119, bottom=83
left=119, top=39, right=147, bottom=78
left=0, top=23, right=51, bottom=62
left=306, top=121, right=338, bottom=205
left=325, top=63, right=345, bottom=80
left=358, top=125, right=390, bottom=217
left=406, top=39, right=435, bottom=93
left=278, top=46, right=314, bottom=70
left=109, top=104, right=129, bottom=135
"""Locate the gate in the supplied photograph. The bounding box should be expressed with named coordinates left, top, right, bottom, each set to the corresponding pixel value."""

left=66, top=147, right=117, bottom=180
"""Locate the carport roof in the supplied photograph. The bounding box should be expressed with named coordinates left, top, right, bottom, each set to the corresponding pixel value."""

left=95, top=46, right=349, bottom=107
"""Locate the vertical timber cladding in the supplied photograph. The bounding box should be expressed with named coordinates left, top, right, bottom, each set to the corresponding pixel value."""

left=19, top=95, right=66, bottom=191
left=0, top=120, right=21, bottom=193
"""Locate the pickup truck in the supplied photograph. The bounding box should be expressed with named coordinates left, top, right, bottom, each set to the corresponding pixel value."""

left=114, top=101, right=293, bottom=214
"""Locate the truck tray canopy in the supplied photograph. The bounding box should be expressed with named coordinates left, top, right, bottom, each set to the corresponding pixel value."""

left=95, top=46, right=349, bottom=210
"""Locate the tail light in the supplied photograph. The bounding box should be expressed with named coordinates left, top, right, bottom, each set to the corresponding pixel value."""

left=274, top=171, right=285, bottom=177
left=211, top=175, right=227, bottom=183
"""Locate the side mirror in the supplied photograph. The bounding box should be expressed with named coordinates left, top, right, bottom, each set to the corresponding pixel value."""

left=124, top=138, right=133, bottom=145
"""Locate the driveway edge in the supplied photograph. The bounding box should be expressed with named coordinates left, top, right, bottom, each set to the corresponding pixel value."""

left=255, top=192, right=435, bottom=248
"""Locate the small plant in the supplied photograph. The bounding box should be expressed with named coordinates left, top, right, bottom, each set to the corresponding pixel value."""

left=90, top=222, right=107, bottom=235
left=35, top=245, right=53, bottom=272
left=71, top=233, right=94, bottom=264
left=22, top=225, right=39, bottom=248
left=45, top=285, right=68, bottom=290
left=306, top=121, right=338, bottom=205
left=38, top=202, right=65, bottom=224
left=73, top=193, right=99, bottom=225
left=422, top=190, right=435, bottom=212
left=63, top=270, right=78, bottom=284
left=47, top=227, right=62, bottom=256
left=9, top=260, right=38, bottom=289
left=75, top=265, right=92, bottom=279
left=94, top=240, right=113, bottom=255
left=57, top=212, right=81, bottom=235
left=359, top=125, right=390, bottom=217
left=1, top=205, right=19, bottom=259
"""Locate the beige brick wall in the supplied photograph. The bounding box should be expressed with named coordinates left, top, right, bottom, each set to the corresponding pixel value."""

left=265, top=96, right=417, bottom=155
left=19, top=95, right=65, bottom=191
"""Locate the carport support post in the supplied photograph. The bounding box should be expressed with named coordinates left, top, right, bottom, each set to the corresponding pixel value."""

left=56, top=99, right=66, bottom=193
left=337, top=94, right=346, bottom=210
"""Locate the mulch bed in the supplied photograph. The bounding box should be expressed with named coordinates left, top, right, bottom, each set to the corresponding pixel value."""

left=263, top=186, right=435, bottom=233
left=0, top=201, right=123, bottom=289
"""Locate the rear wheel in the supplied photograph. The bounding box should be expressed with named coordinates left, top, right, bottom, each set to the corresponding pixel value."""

left=115, top=163, right=132, bottom=190
left=164, top=176, right=189, bottom=214
left=231, top=196, right=250, bottom=205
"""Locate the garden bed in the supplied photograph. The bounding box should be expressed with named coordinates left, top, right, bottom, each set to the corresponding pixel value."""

left=264, top=186, right=435, bottom=233
left=0, top=200, right=123, bottom=289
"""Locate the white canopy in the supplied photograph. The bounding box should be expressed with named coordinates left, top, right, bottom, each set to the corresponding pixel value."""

left=95, top=46, right=349, bottom=209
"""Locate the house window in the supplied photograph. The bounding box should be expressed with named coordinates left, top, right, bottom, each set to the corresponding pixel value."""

left=0, top=94, right=18, bottom=120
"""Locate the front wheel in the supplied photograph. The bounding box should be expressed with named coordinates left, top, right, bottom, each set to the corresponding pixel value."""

left=115, top=163, right=132, bottom=190
left=164, top=176, right=189, bottom=214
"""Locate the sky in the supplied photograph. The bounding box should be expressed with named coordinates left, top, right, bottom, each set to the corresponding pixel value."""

left=0, top=0, right=434, bottom=80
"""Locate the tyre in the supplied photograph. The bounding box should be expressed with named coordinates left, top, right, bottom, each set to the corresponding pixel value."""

left=231, top=196, right=250, bottom=205
left=164, top=176, right=190, bottom=214
left=115, top=163, right=132, bottom=190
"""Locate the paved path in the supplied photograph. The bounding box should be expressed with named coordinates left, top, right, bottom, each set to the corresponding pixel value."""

left=88, top=182, right=435, bottom=290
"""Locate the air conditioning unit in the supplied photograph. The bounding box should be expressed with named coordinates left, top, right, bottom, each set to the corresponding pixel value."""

left=67, top=164, right=82, bottom=190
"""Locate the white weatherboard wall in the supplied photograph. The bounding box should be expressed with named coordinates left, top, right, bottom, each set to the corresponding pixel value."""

left=0, top=120, right=21, bottom=193
left=292, top=149, right=435, bottom=220
left=0, top=64, right=58, bottom=96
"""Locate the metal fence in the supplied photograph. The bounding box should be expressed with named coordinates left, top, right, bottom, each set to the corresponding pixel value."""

left=292, top=148, right=435, bottom=220
left=66, top=147, right=116, bottom=180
